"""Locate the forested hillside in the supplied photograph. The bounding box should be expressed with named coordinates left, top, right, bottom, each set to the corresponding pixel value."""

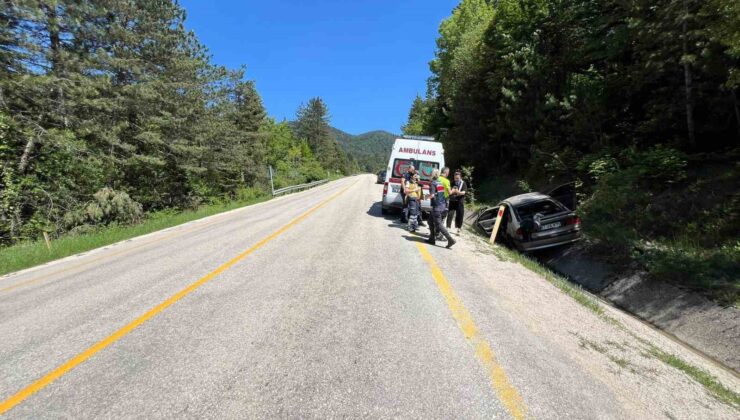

left=404, top=0, right=740, bottom=303
left=331, top=128, right=396, bottom=172
left=0, top=1, right=356, bottom=246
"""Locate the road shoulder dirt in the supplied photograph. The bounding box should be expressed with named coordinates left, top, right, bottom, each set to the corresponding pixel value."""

left=426, top=230, right=739, bottom=418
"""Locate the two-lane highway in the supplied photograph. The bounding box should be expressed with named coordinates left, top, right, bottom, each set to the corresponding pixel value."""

left=1, top=175, right=738, bottom=418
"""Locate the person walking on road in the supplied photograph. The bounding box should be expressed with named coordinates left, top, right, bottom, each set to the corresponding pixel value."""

left=447, top=170, right=467, bottom=235
left=426, top=169, right=456, bottom=249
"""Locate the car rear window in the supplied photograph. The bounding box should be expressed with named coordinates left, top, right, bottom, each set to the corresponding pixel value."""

left=391, top=159, right=440, bottom=181
left=515, top=200, right=564, bottom=219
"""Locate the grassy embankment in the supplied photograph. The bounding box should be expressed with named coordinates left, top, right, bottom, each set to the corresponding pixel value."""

left=470, top=162, right=740, bottom=308
left=0, top=195, right=269, bottom=276
left=468, top=229, right=739, bottom=408
left=0, top=174, right=350, bottom=276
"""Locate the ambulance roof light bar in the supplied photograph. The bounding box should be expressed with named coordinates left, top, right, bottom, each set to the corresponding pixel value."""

left=401, top=135, right=436, bottom=141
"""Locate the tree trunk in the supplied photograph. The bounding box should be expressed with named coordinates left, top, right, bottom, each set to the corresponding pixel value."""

left=682, top=0, right=696, bottom=147
left=17, top=133, right=37, bottom=174
left=42, top=0, right=69, bottom=128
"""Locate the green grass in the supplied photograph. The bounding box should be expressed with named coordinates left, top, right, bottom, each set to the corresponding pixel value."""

left=648, top=347, right=740, bottom=407
left=0, top=195, right=269, bottom=276
left=577, top=336, right=608, bottom=354
left=468, top=228, right=739, bottom=409
left=487, top=239, right=605, bottom=316
left=574, top=334, right=635, bottom=372
left=608, top=356, right=633, bottom=371
left=640, top=239, right=740, bottom=307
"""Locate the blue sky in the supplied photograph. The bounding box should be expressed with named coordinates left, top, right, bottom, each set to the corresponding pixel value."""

left=179, top=1, right=458, bottom=135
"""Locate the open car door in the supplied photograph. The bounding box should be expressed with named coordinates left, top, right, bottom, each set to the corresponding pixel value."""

left=545, top=181, right=577, bottom=211
left=475, top=207, right=500, bottom=236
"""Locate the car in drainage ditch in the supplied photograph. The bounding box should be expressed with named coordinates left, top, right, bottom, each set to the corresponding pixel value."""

left=475, top=183, right=581, bottom=252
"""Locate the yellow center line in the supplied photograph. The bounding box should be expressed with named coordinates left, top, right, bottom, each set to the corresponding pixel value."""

left=0, top=181, right=341, bottom=294
left=0, top=180, right=356, bottom=415
left=415, top=243, right=528, bottom=420
left=0, top=218, right=224, bottom=294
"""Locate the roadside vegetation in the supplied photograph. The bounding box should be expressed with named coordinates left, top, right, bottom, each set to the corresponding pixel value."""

left=331, top=128, right=397, bottom=173
left=648, top=346, right=740, bottom=407
left=403, top=0, right=740, bottom=306
left=0, top=189, right=267, bottom=276
left=482, top=235, right=604, bottom=316
left=0, top=1, right=379, bottom=266
left=471, top=229, right=740, bottom=408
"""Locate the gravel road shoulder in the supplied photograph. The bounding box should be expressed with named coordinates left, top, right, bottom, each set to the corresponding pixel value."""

left=430, top=229, right=740, bottom=419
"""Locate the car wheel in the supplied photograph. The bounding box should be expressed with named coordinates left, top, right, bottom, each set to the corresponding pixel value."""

left=500, top=232, right=514, bottom=247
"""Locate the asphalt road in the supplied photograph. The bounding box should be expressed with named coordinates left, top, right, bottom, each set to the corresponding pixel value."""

left=1, top=175, right=738, bottom=419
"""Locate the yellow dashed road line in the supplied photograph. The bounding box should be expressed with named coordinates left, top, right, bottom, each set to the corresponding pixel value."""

left=416, top=243, right=528, bottom=420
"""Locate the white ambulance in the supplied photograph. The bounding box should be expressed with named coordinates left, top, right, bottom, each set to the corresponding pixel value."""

left=381, top=135, right=445, bottom=215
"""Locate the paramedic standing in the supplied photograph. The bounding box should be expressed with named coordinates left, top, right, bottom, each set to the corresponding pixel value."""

left=447, top=170, right=467, bottom=234
left=401, top=164, right=425, bottom=227
left=405, top=174, right=423, bottom=232
left=426, top=169, right=456, bottom=248
left=399, top=164, right=415, bottom=223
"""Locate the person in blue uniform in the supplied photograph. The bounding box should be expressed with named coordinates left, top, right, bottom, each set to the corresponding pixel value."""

left=425, top=169, right=456, bottom=249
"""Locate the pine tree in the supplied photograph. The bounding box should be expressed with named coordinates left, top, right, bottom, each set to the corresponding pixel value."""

left=295, top=97, right=332, bottom=152
left=295, top=97, right=350, bottom=173
left=229, top=79, right=270, bottom=187
left=401, top=95, right=430, bottom=136
left=1, top=0, right=377, bottom=244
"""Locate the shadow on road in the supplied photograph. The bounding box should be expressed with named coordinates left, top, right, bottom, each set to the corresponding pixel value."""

left=402, top=234, right=429, bottom=244
left=369, top=201, right=435, bottom=240
left=387, top=223, right=411, bottom=232
left=367, top=202, right=398, bottom=220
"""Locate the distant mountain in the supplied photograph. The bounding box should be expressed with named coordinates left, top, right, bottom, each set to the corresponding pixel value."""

left=330, top=128, right=397, bottom=172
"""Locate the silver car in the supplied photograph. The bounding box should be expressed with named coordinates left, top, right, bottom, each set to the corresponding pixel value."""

left=475, top=183, right=581, bottom=252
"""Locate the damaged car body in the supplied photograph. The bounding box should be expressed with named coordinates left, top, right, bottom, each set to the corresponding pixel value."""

left=475, top=182, right=581, bottom=252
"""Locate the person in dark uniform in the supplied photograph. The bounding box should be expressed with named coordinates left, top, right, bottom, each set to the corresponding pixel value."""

left=426, top=169, right=456, bottom=249
left=446, top=170, right=467, bottom=235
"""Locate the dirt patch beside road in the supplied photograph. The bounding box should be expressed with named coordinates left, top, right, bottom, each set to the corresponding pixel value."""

left=465, top=212, right=740, bottom=374
left=455, top=231, right=740, bottom=417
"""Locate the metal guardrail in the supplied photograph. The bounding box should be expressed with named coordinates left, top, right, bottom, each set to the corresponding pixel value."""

left=272, top=179, right=329, bottom=197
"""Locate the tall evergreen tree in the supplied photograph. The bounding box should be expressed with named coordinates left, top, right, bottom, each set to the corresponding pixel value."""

left=295, top=97, right=351, bottom=174
left=401, top=95, right=431, bottom=136
left=0, top=1, right=346, bottom=245
left=229, top=79, right=269, bottom=186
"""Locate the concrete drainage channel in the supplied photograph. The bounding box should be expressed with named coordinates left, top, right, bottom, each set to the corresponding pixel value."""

left=463, top=211, right=740, bottom=377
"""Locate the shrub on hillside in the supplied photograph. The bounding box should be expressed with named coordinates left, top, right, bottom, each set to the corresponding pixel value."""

left=235, top=187, right=266, bottom=202
left=642, top=241, right=740, bottom=306
left=578, top=146, right=688, bottom=250
left=460, top=166, right=476, bottom=204
left=64, top=188, right=143, bottom=230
